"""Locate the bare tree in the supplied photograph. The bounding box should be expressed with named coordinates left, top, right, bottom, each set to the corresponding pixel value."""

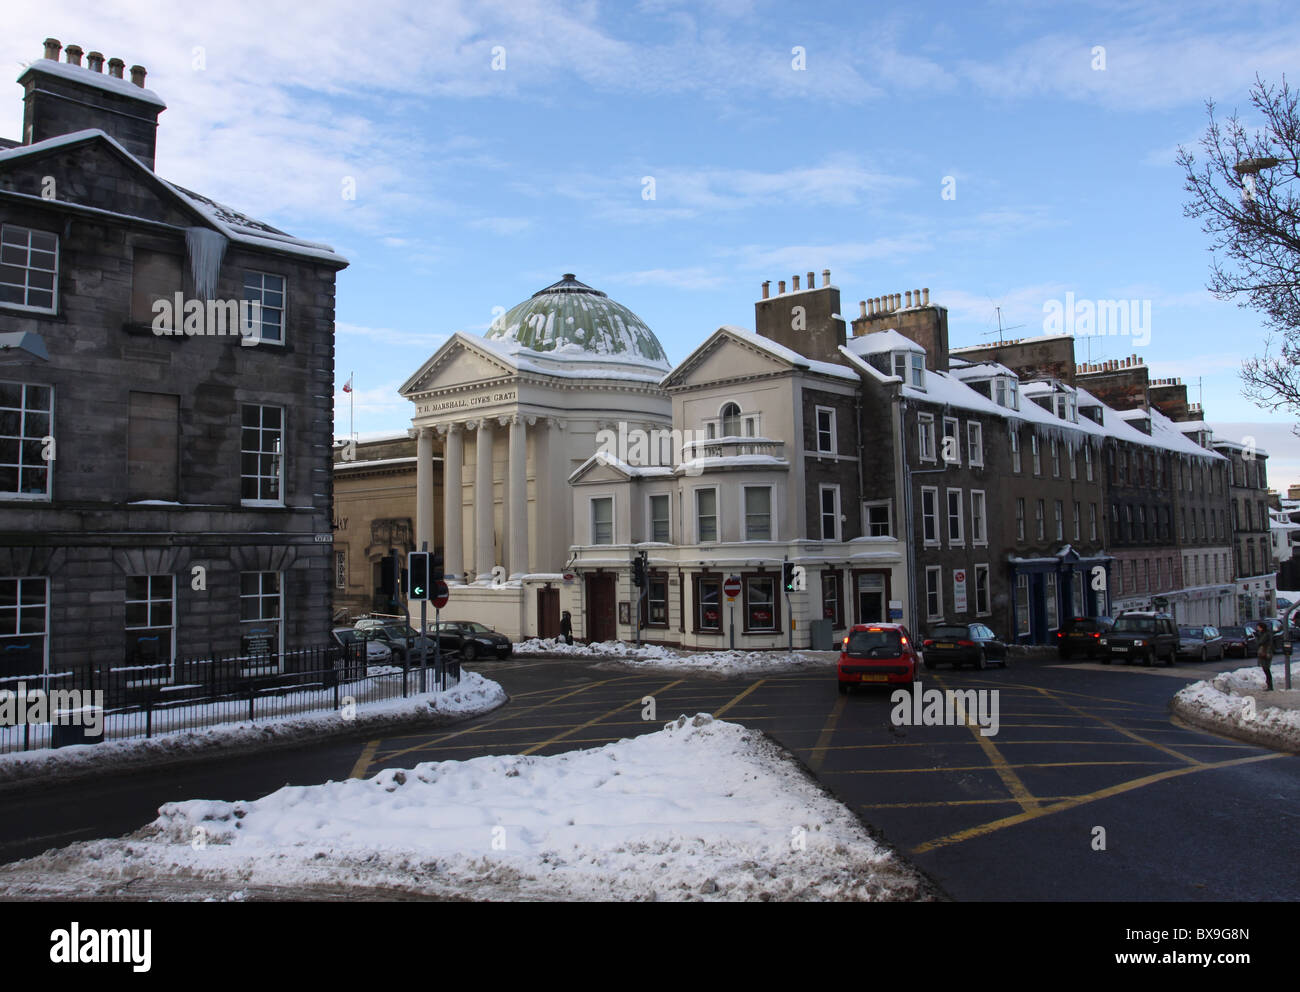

left=1178, top=75, right=1300, bottom=417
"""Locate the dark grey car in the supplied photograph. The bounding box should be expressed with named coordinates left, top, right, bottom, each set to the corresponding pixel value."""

left=1176, top=625, right=1225, bottom=662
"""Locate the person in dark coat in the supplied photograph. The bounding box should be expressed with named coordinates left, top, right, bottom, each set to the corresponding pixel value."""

left=1256, top=622, right=1275, bottom=691
left=559, top=610, right=573, bottom=646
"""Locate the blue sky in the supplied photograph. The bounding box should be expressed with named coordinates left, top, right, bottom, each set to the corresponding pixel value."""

left=8, top=0, right=1300, bottom=486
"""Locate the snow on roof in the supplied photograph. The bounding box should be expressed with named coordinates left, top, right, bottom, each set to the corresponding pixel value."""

left=844, top=329, right=923, bottom=357
left=837, top=345, right=898, bottom=385
left=675, top=454, right=790, bottom=474
left=568, top=450, right=675, bottom=483
left=712, top=326, right=858, bottom=381
left=466, top=332, right=667, bottom=381
left=950, top=361, right=1016, bottom=381
left=950, top=334, right=1075, bottom=353
left=19, top=58, right=167, bottom=108
left=0, top=129, right=346, bottom=264
left=333, top=456, right=418, bottom=471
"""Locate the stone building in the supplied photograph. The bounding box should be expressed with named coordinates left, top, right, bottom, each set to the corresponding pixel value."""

left=0, top=39, right=347, bottom=675
left=1213, top=437, right=1275, bottom=620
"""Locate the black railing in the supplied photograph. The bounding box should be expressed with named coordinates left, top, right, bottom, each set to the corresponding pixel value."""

left=0, top=644, right=462, bottom=755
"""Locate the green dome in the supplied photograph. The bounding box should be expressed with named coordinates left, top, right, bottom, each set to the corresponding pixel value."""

left=486, top=274, right=670, bottom=368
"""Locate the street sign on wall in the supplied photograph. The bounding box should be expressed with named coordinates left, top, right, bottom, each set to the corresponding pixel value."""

left=953, top=569, right=968, bottom=613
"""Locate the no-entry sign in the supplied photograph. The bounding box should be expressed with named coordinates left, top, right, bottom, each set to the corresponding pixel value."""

left=432, top=581, right=450, bottom=610
left=723, top=576, right=741, bottom=600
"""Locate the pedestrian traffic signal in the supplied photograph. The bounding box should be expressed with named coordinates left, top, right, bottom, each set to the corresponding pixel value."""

left=632, top=554, right=646, bottom=588
left=409, top=552, right=431, bottom=601
left=782, top=562, right=796, bottom=593
left=431, top=550, right=444, bottom=581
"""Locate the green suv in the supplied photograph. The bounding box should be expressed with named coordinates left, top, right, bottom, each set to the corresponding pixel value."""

left=1099, top=611, right=1179, bottom=666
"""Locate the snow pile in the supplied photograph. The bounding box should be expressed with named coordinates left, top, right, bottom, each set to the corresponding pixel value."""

left=0, top=670, right=506, bottom=788
left=514, top=639, right=836, bottom=676
left=0, top=715, right=930, bottom=902
left=1172, top=662, right=1300, bottom=752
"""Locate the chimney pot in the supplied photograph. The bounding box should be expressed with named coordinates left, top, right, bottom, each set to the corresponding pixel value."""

left=893, top=293, right=901, bottom=309
left=859, top=300, right=867, bottom=317
left=761, top=280, right=770, bottom=300
left=807, top=271, right=814, bottom=289
left=822, top=268, right=830, bottom=287
left=65, top=44, right=83, bottom=66
left=905, top=290, right=913, bottom=308
left=87, top=51, right=104, bottom=73
left=778, top=280, right=786, bottom=294
left=108, top=57, right=125, bottom=78
left=792, top=274, right=800, bottom=291
left=923, top=287, right=930, bottom=305
left=130, top=65, right=147, bottom=87
left=43, top=38, right=62, bottom=61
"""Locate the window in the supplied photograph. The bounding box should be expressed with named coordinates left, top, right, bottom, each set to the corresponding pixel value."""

left=864, top=500, right=892, bottom=537
left=590, top=496, right=614, bottom=544
left=892, top=352, right=908, bottom=380
left=0, top=224, right=58, bottom=312
left=1069, top=442, right=1077, bottom=480
left=1051, top=438, right=1060, bottom=477
left=1055, top=499, right=1064, bottom=541
left=1045, top=573, right=1059, bottom=631
left=1016, top=498, right=1025, bottom=541
left=241, top=404, right=283, bottom=504
left=926, top=566, right=943, bottom=620
left=240, top=572, right=283, bottom=662
left=822, top=571, right=843, bottom=627
left=720, top=402, right=741, bottom=437
left=125, top=575, right=175, bottom=672
left=744, top=576, right=777, bottom=631
left=947, top=488, right=964, bottom=545
left=649, top=494, right=670, bottom=543
left=128, top=392, right=179, bottom=501
left=1010, top=429, right=1021, bottom=473
left=1031, top=434, right=1041, bottom=475
left=974, top=564, right=990, bottom=616
left=335, top=550, right=347, bottom=590
left=1015, top=574, right=1030, bottom=636
left=243, top=271, right=286, bottom=344
left=0, top=381, right=53, bottom=500
left=922, top=487, right=939, bottom=545
left=696, top=488, right=718, bottom=543
left=1138, top=505, right=1147, bottom=541
left=744, top=486, right=772, bottom=541
left=967, top=421, right=983, bottom=467
left=995, top=377, right=1019, bottom=410
left=820, top=485, right=840, bottom=541
left=918, top=414, right=936, bottom=461
left=130, top=248, right=182, bottom=327
left=815, top=407, right=835, bottom=454
left=647, top=575, right=668, bottom=626
left=911, top=353, right=925, bottom=388
left=971, top=490, right=987, bottom=545
left=695, top=576, right=721, bottom=631
left=1036, top=499, right=1045, bottom=540
left=0, top=577, right=47, bottom=675
left=1085, top=444, right=1093, bottom=481
left=1073, top=501, right=1081, bottom=541
left=1089, top=503, right=1097, bottom=541
left=942, top=417, right=960, bottom=466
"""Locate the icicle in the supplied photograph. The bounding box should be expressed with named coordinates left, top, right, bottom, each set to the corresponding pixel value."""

left=185, top=227, right=229, bottom=301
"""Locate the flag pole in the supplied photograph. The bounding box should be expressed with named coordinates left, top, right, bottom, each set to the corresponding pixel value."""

left=349, top=370, right=355, bottom=443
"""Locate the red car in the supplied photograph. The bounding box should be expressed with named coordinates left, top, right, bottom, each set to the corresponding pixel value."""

left=837, top=623, right=919, bottom=694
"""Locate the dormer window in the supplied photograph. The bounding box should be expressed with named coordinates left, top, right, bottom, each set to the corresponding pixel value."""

left=1053, top=394, right=1076, bottom=422
left=892, top=353, right=907, bottom=380
left=994, top=377, right=1018, bottom=410
left=910, top=353, right=926, bottom=389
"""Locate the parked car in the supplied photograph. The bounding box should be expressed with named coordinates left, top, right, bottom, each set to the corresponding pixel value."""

left=357, top=621, right=445, bottom=665
left=1276, top=596, right=1294, bottom=614
left=1055, top=616, right=1115, bottom=660
left=1099, top=611, right=1178, bottom=666
left=1255, top=617, right=1286, bottom=653
left=922, top=623, right=1008, bottom=670
left=837, top=623, right=920, bottom=693
left=1176, top=625, right=1225, bottom=662
left=1219, top=625, right=1259, bottom=659
left=428, top=620, right=513, bottom=662
left=330, top=627, right=393, bottom=665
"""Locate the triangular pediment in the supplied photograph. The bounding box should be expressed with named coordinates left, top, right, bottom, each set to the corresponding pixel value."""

left=568, top=454, right=637, bottom=485
left=401, top=332, right=518, bottom=397
left=663, top=326, right=798, bottom=390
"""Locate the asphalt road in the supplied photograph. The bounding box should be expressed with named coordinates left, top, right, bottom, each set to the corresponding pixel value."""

left=2, top=652, right=1296, bottom=901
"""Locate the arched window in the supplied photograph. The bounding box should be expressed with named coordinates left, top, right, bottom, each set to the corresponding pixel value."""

left=720, top=402, right=741, bottom=437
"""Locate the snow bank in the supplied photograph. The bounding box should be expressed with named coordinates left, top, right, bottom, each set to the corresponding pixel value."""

left=514, top=638, right=837, bottom=676
left=1171, top=662, right=1300, bottom=752
left=0, top=670, right=506, bottom=789
left=0, top=714, right=930, bottom=902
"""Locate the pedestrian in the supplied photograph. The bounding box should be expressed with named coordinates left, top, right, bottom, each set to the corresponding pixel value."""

left=560, top=610, right=573, bottom=646
left=1255, top=622, right=1274, bottom=691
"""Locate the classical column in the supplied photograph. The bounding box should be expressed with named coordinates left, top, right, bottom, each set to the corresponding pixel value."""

left=474, top=418, right=495, bottom=581
left=416, top=427, right=434, bottom=551
left=508, top=415, right=529, bottom=579
left=441, top=423, right=463, bottom=582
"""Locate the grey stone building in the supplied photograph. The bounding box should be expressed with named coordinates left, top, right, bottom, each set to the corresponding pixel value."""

left=0, top=39, right=347, bottom=677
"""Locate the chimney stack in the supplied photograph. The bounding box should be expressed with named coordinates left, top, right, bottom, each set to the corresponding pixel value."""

left=64, top=44, right=83, bottom=66
left=43, top=38, right=62, bottom=61
left=86, top=51, right=104, bottom=73
left=108, top=57, right=124, bottom=78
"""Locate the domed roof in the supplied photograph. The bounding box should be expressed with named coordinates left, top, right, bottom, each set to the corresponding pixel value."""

left=485, top=274, right=670, bottom=369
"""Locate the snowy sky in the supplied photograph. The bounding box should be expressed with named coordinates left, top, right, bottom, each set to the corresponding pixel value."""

left=5, top=0, right=1299, bottom=488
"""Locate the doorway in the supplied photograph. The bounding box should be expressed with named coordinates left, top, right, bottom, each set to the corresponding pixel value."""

left=586, top=573, right=617, bottom=642
left=537, top=587, right=560, bottom=639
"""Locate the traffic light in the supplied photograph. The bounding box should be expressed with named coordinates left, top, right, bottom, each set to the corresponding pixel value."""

left=782, top=561, right=796, bottom=593
left=409, top=552, right=430, bottom=601
left=431, top=550, right=444, bottom=582
left=381, top=550, right=397, bottom=598
left=632, top=554, right=646, bottom=588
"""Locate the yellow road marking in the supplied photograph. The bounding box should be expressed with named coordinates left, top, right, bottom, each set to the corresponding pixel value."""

left=806, top=694, right=846, bottom=772
left=519, top=679, right=684, bottom=756
left=832, top=760, right=1173, bottom=774
left=1030, top=685, right=1201, bottom=765
left=862, top=796, right=1080, bottom=809
left=349, top=739, right=380, bottom=780
left=713, top=679, right=766, bottom=717
left=911, top=752, right=1285, bottom=854
left=936, top=675, right=1041, bottom=814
